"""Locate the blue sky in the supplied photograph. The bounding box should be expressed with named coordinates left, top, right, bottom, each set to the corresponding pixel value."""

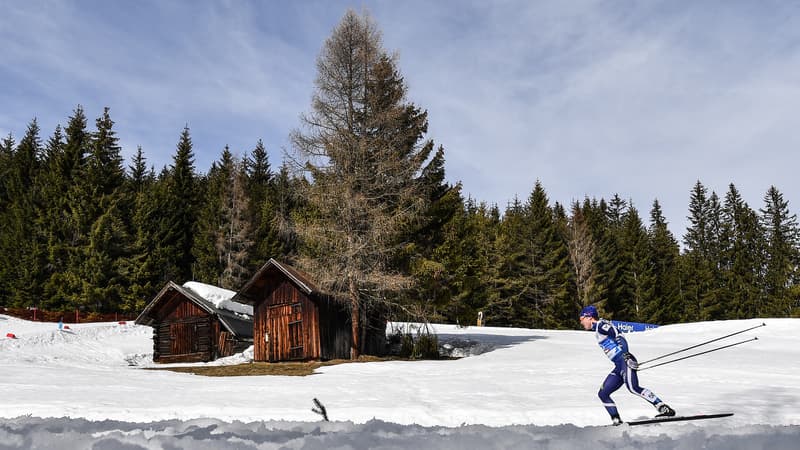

left=2, top=0, right=799, bottom=238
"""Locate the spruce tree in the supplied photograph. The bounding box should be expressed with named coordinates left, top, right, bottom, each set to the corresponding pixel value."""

left=41, top=106, right=91, bottom=310
left=699, top=192, right=726, bottom=320
left=193, top=147, right=253, bottom=289
left=87, top=108, right=125, bottom=200
left=163, top=126, right=198, bottom=282
left=0, top=121, right=46, bottom=307
left=77, top=108, right=129, bottom=312
left=0, top=133, right=15, bottom=304
left=406, top=145, right=461, bottom=319
left=0, top=133, right=14, bottom=207
left=618, top=205, right=654, bottom=321
left=434, top=197, right=498, bottom=325
left=596, top=196, right=627, bottom=318
left=192, top=151, right=230, bottom=284
left=260, top=163, right=297, bottom=260
left=718, top=185, right=761, bottom=319
left=581, top=197, right=612, bottom=314
left=244, top=139, right=273, bottom=270
left=645, top=200, right=682, bottom=324
left=760, top=186, right=799, bottom=316
left=488, top=182, right=575, bottom=328
left=682, top=181, right=716, bottom=321
left=127, top=147, right=150, bottom=193
left=545, top=200, right=579, bottom=328
left=120, top=148, right=158, bottom=313
left=488, top=197, right=533, bottom=327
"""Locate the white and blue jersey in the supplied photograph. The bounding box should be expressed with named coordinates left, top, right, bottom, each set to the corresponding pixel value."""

left=591, top=317, right=664, bottom=419
left=594, top=319, right=629, bottom=363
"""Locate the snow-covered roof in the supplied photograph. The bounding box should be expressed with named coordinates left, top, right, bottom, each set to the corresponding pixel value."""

left=135, top=281, right=253, bottom=338
left=182, top=281, right=253, bottom=316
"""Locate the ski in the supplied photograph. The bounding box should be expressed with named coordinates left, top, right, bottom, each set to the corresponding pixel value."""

left=626, top=413, right=733, bottom=426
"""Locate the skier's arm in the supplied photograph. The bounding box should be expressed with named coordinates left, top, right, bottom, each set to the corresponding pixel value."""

left=606, top=323, right=638, bottom=368
left=604, top=322, right=630, bottom=354
left=600, top=320, right=632, bottom=356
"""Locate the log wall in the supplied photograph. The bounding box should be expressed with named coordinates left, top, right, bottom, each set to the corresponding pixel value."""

left=152, top=296, right=215, bottom=363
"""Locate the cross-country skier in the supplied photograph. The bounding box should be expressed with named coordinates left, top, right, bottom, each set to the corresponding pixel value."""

left=580, top=305, right=675, bottom=425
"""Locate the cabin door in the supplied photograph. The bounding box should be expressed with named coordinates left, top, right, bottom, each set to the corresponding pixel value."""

left=170, top=321, right=199, bottom=355
left=267, top=302, right=304, bottom=361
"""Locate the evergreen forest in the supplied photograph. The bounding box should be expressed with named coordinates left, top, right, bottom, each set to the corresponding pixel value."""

left=1, top=11, right=798, bottom=330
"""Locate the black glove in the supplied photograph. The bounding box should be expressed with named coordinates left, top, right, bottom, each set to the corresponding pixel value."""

left=623, top=353, right=639, bottom=370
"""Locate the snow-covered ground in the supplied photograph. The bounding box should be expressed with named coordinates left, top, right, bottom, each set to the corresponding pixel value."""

left=1, top=314, right=798, bottom=449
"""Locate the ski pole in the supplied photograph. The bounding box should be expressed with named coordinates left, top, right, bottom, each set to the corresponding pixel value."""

left=638, top=337, right=758, bottom=371
left=638, top=322, right=765, bottom=366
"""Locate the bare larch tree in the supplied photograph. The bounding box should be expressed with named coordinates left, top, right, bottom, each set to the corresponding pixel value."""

left=289, top=10, right=435, bottom=358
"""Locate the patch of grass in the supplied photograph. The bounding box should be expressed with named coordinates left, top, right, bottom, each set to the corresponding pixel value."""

left=147, top=355, right=392, bottom=377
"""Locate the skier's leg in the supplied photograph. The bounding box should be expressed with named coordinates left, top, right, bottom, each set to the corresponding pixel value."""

left=623, top=365, right=661, bottom=405
left=621, top=359, right=676, bottom=417
left=598, top=372, right=624, bottom=419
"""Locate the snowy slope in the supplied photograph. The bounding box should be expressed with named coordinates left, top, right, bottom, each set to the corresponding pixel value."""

left=1, top=314, right=796, bottom=429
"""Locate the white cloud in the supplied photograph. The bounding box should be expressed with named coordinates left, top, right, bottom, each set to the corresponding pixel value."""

left=2, top=0, right=799, bottom=236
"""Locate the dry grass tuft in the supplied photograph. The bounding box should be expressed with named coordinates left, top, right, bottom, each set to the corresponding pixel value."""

left=147, top=355, right=391, bottom=377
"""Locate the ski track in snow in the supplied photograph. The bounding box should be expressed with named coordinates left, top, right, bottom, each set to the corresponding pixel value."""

left=1, top=314, right=799, bottom=448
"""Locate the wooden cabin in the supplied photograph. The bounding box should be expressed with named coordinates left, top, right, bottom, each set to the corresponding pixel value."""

left=135, top=281, right=253, bottom=363
left=233, top=259, right=386, bottom=362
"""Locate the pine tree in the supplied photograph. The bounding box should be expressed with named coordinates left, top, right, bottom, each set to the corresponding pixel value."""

left=87, top=108, right=125, bottom=200
left=407, top=181, right=463, bottom=320
left=718, top=185, right=762, bottom=319
left=0, top=133, right=15, bottom=304
left=595, top=195, right=627, bottom=318
left=81, top=201, right=130, bottom=312
left=77, top=108, right=129, bottom=311
left=581, top=198, right=612, bottom=315
left=0, top=133, right=15, bottom=208
left=434, top=197, right=498, bottom=325
left=698, top=192, right=726, bottom=320
left=41, top=106, right=91, bottom=310
left=644, top=200, right=682, bottom=324
left=0, top=120, right=46, bottom=307
left=488, top=197, right=533, bottom=327
left=262, top=164, right=297, bottom=259
left=404, top=145, right=461, bottom=319
left=545, top=200, right=579, bottom=328
left=120, top=148, right=158, bottom=313
left=682, top=181, right=716, bottom=321
left=193, top=147, right=253, bottom=289
left=244, top=139, right=273, bottom=270
left=760, top=186, right=799, bottom=316
left=488, top=182, right=575, bottom=328
left=127, top=147, right=150, bottom=193
left=619, top=205, right=655, bottom=322
left=163, top=126, right=198, bottom=282
left=193, top=151, right=229, bottom=283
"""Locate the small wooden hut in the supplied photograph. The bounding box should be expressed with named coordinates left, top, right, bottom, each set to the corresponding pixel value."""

left=135, top=281, right=253, bottom=363
left=233, top=259, right=386, bottom=362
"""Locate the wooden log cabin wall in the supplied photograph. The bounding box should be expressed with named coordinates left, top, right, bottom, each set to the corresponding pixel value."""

left=234, top=259, right=386, bottom=362
left=135, top=282, right=253, bottom=363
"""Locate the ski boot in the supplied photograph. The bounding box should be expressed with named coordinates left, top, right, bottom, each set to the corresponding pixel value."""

left=656, top=403, right=676, bottom=417
left=611, top=414, right=623, bottom=426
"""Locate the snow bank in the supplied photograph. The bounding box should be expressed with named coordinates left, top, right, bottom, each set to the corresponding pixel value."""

left=1, top=417, right=798, bottom=449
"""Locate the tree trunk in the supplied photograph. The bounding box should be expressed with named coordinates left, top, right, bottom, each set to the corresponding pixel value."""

left=349, top=276, right=360, bottom=359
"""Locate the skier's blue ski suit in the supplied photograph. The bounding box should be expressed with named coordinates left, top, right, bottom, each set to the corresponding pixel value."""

left=593, top=319, right=663, bottom=419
